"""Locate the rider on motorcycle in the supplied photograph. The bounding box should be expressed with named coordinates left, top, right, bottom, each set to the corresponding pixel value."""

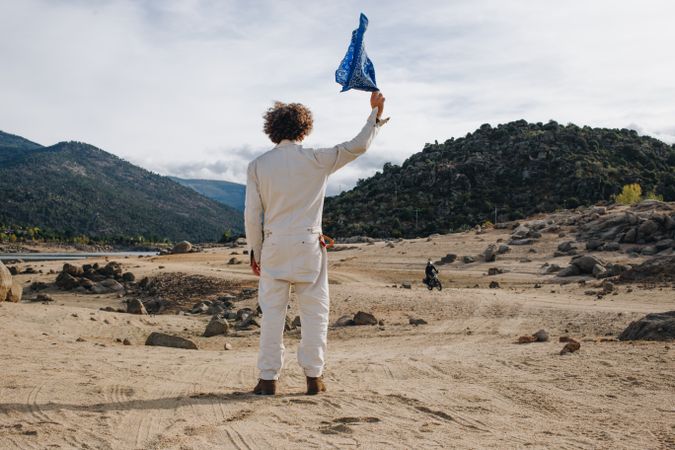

left=424, top=259, right=438, bottom=286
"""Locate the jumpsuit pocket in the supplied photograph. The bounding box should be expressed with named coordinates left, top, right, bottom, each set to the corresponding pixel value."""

left=290, top=237, right=322, bottom=283
left=260, top=241, right=287, bottom=281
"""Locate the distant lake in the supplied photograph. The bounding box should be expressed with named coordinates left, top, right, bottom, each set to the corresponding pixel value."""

left=0, top=252, right=158, bottom=262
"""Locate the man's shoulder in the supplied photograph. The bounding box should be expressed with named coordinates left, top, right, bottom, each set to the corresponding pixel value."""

left=249, top=148, right=277, bottom=167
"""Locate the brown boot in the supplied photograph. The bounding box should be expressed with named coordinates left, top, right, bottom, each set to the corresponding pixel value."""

left=306, top=376, right=326, bottom=395
left=253, top=379, right=276, bottom=395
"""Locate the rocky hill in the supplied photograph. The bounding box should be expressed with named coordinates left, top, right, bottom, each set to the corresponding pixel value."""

left=169, top=177, right=245, bottom=211
left=323, top=120, right=675, bottom=238
left=0, top=131, right=243, bottom=242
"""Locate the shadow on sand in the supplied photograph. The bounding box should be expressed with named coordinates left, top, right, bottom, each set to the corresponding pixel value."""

left=0, top=391, right=316, bottom=414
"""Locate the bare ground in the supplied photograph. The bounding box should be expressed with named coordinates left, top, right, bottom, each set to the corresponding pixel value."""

left=1, top=225, right=674, bottom=449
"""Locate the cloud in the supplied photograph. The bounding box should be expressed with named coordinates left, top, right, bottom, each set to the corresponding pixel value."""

left=1, top=0, right=674, bottom=194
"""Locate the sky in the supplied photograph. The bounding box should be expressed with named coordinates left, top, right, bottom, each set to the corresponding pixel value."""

left=2, top=0, right=674, bottom=195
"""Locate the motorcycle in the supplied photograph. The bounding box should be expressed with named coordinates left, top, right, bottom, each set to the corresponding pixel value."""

left=423, top=274, right=442, bottom=291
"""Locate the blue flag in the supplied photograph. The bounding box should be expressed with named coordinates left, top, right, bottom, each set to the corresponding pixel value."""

left=335, top=13, right=379, bottom=92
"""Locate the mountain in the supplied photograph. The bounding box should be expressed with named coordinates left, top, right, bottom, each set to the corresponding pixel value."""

left=0, top=130, right=43, bottom=164
left=169, top=177, right=245, bottom=211
left=0, top=131, right=243, bottom=242
left=323, top=120, right=675, bottom=238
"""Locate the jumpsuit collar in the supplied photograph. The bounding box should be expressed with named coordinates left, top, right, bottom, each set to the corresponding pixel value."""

left=275, top=139, right=300, bottom=147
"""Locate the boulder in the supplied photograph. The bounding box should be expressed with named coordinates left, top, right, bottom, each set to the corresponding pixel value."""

left=570, top=255, right=606, bottom=274
left=100, top=278, right=124, bottom=291
left=79, top=278, right=95, bottom=289
left=462, top=255, right=476, bottom=264
left=62, top=263, right=83, bottom=277
left=557, top=241, right=576, bottom=253
left=209, top=304, right=226, bottom=316
left=335, top=315, right=355, bottom=327
left=483, top=244, right=497, bottom=262
left=560, top=339, right=581, bottom=355
left=586, top=239, right=604, bottom=251
left=517, top=335, right=536, bottom=344
left=236, top=314, right=260, bottom=330
left=618, top=311, right=675, bottom=341
left=603, top=242, right=621, bottom=252
left=191, top=301, right=211, bottom=314
left=99, top=262, right=122, bottom=278
left=56, top=272, right=79, bottom=290
left=655, top=239, right=674, bottom=252
left=511, top=224, right=531, bottom=239
left=604, top=263, right=628, bottom=277
left=353, top=311, right=377, bottom=326
left=172, top=241, right=192, bottom=254
left=509, top=238, right=536, bottom=246
left=529, top=220, right=548, bottom=230
left=557, top=265, right=581, bottom=277
left=409, top=318, right=427, bottom=326
left=236, top=307, right=255, bottom=321
left=533, top=329, right=549, bottom=342
left=126, top=299, right=147, bottom=315
left=497, top=244, right=511, bottom=254
left=545, top=264, right=561, bottom=274
left=619, top=256, right=675, bottom=283
left=622, top=227, right=637, bottom=243
left=592, top=264, right=607, bottom=278
left=489, top=281, right=500, bottom=289
left=439, top=253, right=457, bottom=264
left=641, top=246, right=657, bottom=256
left=0, top=262, right=12, bottom=301
left=401, top=282, right=412, bottom=289
left=487, top=267, right=504, bottom=276
left=145, top=332, right=198, bottom=350
left=204, top=316, right=229, bottom=337
left=121, top=272, right=136, bottom=283
left=638, top=219, right=659, bottom=240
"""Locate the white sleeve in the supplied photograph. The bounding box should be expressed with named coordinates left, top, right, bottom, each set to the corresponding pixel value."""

left=244, top=161, right=264, bottom=264
left=313, top=107, right=387, bottom=174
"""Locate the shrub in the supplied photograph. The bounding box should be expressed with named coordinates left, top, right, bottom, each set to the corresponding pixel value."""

left=613, top=183, right=642, bottom=205
left=645, top=190, right=664, bottom=201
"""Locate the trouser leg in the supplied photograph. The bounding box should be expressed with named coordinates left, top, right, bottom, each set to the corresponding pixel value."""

left=257, top=275, right=291, bottom=380
left=294, top=249, right=329, bottom=378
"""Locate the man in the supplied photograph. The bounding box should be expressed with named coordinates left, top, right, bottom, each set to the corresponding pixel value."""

left=424, top=259, right=438, bottom=286
left=245, top=91, right=387, bottom=395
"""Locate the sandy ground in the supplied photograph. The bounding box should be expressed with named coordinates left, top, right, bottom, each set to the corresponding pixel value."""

left=1, top=226, right=674, bottom=449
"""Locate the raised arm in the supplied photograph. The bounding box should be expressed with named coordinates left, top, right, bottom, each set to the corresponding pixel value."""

left=314, top=91, right=387, bottom=174
left=244, top=161, right=264, bottom=273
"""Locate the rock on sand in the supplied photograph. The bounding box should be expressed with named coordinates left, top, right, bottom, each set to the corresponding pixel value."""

left=145, top=332, right=198, bottom=350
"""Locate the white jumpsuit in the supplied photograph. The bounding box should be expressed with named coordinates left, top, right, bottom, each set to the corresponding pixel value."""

left=245, top=107, right=384, bottom=380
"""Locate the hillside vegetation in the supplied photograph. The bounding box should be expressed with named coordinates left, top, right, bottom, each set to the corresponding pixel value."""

left=323, top=120, right=675, bottom=238
left=0, top=132, right=243, bottom=242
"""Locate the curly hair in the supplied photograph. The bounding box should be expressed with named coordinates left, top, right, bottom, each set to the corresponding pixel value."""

left=263, top=102, right=313, bottom=144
